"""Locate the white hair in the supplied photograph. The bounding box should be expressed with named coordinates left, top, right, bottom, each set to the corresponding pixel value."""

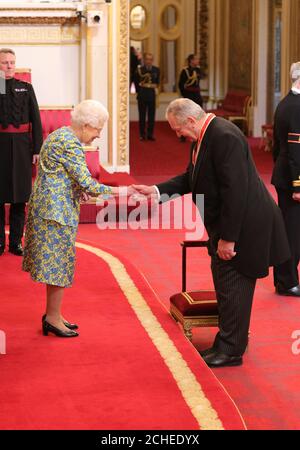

left=165, top=98, right=205, bottom=124
left=290, top=62, right=300, bottom=84
left=71, top=99, right=109, bottom=128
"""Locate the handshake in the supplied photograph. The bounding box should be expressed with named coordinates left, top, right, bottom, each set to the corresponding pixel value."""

left=80, top=184, right=159, bottom=203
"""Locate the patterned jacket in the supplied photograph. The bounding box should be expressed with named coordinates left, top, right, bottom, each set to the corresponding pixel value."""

left=29, top=126, right=112, bottom=227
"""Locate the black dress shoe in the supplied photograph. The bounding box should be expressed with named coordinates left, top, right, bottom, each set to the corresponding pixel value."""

left=276, top=284, right=300, bottom=297
left=42, top=314, right=78, bottom=330
left=9, top=244, right=23, bottom=256
left=147, top=136, right=156, bottom=141
left=203, top=351, right=243, bottom=368
left=42, top=320, right=79, bottom=337
left=199, top=347, right=216, bottom=357
left=0, top=244, right=4, bottom=256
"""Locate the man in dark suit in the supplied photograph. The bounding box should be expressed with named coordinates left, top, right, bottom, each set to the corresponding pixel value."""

left=0, top=48, right=43, bottom=256
left=133, top=98, right=290, bottom=367
left=271, top=62, right=300, bottom=297
left=134, top=53, right=160, bottom=141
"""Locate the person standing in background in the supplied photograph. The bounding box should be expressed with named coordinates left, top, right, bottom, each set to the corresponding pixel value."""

left=178, top=54, right=205, bottom=108
left=178, top=54, right=205, bottom=142
left=271, top=61, right=300, bottom=297
left=135, top=53, right=160, bottom=141
left=0, top=48, right=42, bottom=257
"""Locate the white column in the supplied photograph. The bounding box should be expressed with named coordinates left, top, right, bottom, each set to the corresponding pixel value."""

left=86, top=1, right=109, bottom=163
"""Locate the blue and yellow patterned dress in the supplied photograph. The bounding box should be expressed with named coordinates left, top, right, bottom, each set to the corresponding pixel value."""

left=23, top=126, right=112, bottom=287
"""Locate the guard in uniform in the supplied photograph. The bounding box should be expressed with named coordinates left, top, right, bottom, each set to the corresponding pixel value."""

left=271, top=61, right=300, bottom=296
left=135, top=53, right=160, bottom=141
left=0, top=48, right=43, bottom=256
left=178, top=54, right=205, bottom=107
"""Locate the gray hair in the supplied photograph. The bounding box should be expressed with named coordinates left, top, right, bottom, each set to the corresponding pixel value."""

left=0, top=48, right=15, bottom=56
left=290, top=61, right=300, bottom=84
left=71, top=99, right=109, bottom=128
left=165, top=98, right=205, bottom=124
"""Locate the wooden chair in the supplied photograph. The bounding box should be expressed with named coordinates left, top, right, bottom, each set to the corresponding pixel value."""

left=259, top=124, right=273, bottom=152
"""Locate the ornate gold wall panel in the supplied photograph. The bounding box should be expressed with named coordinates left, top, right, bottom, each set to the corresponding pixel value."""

left=228, top=0, right=252, bottom=92
left=198, top=0, right=208, bottom=75
left=117, top=0, right=129, bottom=166
left=281, top=0, right=300, bottom=95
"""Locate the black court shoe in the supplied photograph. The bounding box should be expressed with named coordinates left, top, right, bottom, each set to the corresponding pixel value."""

left=42, top=314, right=78, bottom=330
left=42, top=320, right=79, bottom=338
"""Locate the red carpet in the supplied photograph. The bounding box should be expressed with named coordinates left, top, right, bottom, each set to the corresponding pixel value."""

left=0, top=242, right=245, bottom=430
left=77, top=124, right=300, bottom=430
left=130, top=122, right=191, bottom=184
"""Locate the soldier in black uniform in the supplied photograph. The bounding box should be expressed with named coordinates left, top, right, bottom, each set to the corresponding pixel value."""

left=0, top=48, right=43, bottom=256
left=134, top=53, right=160, bottom=141
left=271, top=62, right=300, bottom=296
left=178, top=54, right=205, bottom=107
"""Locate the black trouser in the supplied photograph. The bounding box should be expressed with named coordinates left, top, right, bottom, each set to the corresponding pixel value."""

left=274, top=188, right=300, bottom=289
left=209, top=242, right=256, bottom=356
left=0, top=203, right=26, bottom=247
left=137, top=97, right=156, bottom=138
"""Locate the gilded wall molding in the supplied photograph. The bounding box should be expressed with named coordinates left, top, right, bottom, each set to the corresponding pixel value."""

left=0, top=16, right=80, bottom=26
left=117, top=0, right=129, bottom=166
left=199, top=0, right=209, bottom=75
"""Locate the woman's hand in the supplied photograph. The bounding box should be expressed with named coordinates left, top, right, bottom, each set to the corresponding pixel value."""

left=80, top=192, right=90, bottom=202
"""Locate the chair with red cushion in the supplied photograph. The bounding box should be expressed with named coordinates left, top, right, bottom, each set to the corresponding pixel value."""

left=14, top=68, right=32, bottom=83
left=207, top=90, right=252, bottom=136
left=39, top=107, right=72, bottom=141
left=170, top=241, right=219, bottom=341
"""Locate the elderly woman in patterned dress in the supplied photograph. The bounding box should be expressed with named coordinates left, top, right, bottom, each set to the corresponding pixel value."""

left=23, top=100, right=131, bottom=338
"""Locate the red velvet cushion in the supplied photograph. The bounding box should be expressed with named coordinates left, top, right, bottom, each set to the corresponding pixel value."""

left=40, top=109, right=72, bottom=140
left=85, top=150, right=100, bottom=180
left=206, top=108, right=238, bottom=118
left=222, top=90, right=249, bottom=113
left=170, top=291, right=218, bottom=316
left=15, top=71, right=32, bottom=83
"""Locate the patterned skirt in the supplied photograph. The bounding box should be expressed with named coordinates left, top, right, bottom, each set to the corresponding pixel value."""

left=23, top=211, right=77, bottom=288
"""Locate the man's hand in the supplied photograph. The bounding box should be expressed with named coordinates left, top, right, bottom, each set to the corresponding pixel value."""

left=132, top=184, right=157, bottom=197
left=131, top=184, right=159, bottom=202
left=217, top=239, right=237, bottom=260
left=292, top=192, right=300, bottom=203
left=32, top=154, right=39, bottom=165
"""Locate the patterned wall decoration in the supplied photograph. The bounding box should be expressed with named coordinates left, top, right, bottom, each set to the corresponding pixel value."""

left=198, top=0, right=208, bottom=76
left=0, top=25, right=80, bottom=45
left=228, top=0, right=252, bottom=91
